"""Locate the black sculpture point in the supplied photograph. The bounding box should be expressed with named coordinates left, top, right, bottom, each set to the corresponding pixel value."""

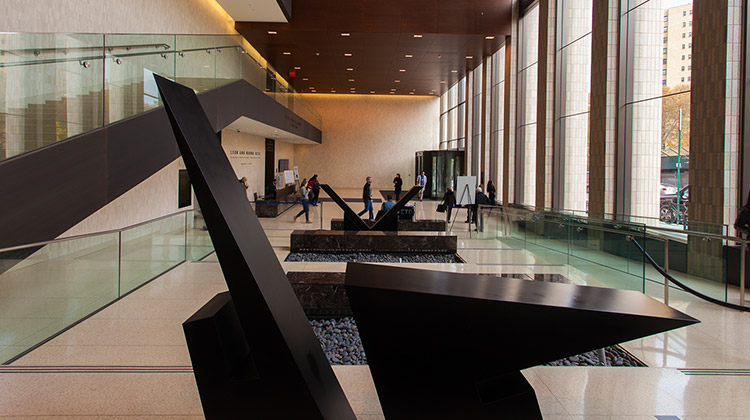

left=320, top=184, right=421, bottom=231
left=154, top=74, right=356, bottom=420
left=345, top=263, right=699, bottom=420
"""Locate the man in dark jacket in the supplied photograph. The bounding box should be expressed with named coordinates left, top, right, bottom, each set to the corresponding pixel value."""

left=393, top=173, right=403, bottom=200
left=472, top=187, right=490, bottom=226
left=357, top=176, right=374, bottom=220
left=442, top=187, right=456, bottom=221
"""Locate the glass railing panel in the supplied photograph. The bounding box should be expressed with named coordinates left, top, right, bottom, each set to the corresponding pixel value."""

left=1, top=33, right=105, bottom=161
left=241, top=52, right=267, bottom=91
left=174, top=35, right=220, bottom=93
left=104, top=34, right=175, bottom=124
left=655, top=234, right=729, bottom=303
left=186, top=210, right=214, bottom=261
left=0, top=233, right=119, bottom=363
left=528, top=214, right=570, bottom=265
left=215, top=40, right=244, bottom=88
left=119, top=213, right=186, bottom=295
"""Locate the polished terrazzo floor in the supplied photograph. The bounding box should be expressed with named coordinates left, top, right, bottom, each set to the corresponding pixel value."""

left=1, top=190, right=749, bottom=419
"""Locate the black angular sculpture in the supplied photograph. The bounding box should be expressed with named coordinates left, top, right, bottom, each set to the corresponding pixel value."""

left=154, top=75, right=357, bottom=420
left=320, top=184, right=421, bottom=231
left=345, top=263, right=699, bottom=420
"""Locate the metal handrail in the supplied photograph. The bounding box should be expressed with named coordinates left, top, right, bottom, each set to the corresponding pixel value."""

left=628, top=236, right=749, bottom=312
left=0, top=209, right=194, bottom=254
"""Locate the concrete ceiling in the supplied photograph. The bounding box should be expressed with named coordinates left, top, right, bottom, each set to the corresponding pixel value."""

left=215, top=0, right=288, bottom=23
left=225, top=116, right=319, bottom=144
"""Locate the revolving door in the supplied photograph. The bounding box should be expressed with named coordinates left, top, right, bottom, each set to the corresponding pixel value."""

left=414, top=150, right=464, bottom=200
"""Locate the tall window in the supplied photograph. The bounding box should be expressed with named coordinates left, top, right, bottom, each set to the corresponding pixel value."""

left=517, top=4, right=540, bottom=206
left=620, top=0, right=692, bottom=223
left=489, top=46, right=506, bottom=202
left=439, top=78, right=466, bottom=150
left=555, top=0, right=593, bottom=212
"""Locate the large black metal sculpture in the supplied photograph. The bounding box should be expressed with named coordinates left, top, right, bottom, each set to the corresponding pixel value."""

left=154, top=75, right=357, bottom=420
left=320, top=184, right=421, bottom=231
left=345, top=263, right=699, bottom=420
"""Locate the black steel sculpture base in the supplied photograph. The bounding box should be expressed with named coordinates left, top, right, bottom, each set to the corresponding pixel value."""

left=155, top=75, right=356, bottom=420
left=321, top=184, right=421, bottom=231
left=344, top=263, right=699, bottom=420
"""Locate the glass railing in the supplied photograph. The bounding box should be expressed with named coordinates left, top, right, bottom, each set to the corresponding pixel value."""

left=0, top=209, right=213, bottom=364
left=478, top=205, right=749, bottom=308
left=0, top=32, right=322, bottom=162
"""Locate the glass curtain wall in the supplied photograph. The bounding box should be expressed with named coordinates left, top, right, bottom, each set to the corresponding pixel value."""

left=517, top=4, right=540, bottom=206
left=439, top=78, right=467, bottom=150
left=555, top=0, right=593, bottom=212
left=470, top=63, right=484, bottom=179
left=490, top=46, right=506, bottom=203
left=621, top=0, right=692, bottom=222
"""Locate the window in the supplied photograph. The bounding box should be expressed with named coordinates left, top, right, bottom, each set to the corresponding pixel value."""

left=681, top=77, right=685, bottom=82
left=663, top=69, right=667, bottom=75
left=664, top=37, right=668, bottom=43
left=663, top=58, right=668, bottom=64
left=682, top=44, right=686, bottom=49
left=683, top=11, right=686, bottom=16
left=681, top=66, right=685, bottom=71
left=683, top=22, right=686, bottom=27
left=682, top=33, right=686, bottom=38
left=682, top=55, right=685, bottom=60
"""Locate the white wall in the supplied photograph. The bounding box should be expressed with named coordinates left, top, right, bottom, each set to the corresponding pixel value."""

left=60, top=158, right=186, bottom=238
left=221, top=129, right=266, bottom=200
left=294, top=94, right=440, bottom=190
left=0, top=0, right=236, bottom=34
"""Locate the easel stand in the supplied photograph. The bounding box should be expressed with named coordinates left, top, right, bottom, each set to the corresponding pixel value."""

left=449, top=184, right=474, bottom=232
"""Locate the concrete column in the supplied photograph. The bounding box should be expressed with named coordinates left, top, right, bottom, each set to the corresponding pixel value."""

left=536, top=0, right=555, bottom=209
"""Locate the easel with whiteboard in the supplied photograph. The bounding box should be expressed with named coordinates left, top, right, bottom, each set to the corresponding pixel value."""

left=449, top=176, right=476, bottom=231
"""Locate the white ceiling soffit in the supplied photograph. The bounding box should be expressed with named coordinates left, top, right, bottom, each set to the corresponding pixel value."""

left=216, top=0, right=288, bottom=23
left=225, top=117, right=318, bottom=145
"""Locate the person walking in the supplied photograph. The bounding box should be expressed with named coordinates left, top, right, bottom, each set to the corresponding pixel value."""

left=393, top=173, right=403, bottom=200
left=487, top=180, right=497, bottom=205
left=293, top=178, right=312, bottom=223
left=417, top=171, right=427, bottom=201
left=357, top=176, right=374, bottom=220
left=308, top=174, right=321, bottom=206
left=441, top=187, right=456, bottom=221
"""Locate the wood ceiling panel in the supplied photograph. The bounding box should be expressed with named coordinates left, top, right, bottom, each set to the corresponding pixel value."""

left=236, top=0, right=510, bottom=96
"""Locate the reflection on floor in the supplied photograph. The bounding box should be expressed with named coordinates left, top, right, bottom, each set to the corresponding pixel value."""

left=1, top=193, right=749, bottom=419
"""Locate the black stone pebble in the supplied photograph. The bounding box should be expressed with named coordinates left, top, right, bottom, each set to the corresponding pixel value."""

left=310, top=318, right=643, bottom=367
left=310, top=317, right=367, bottom=365
left=288, top=252, right=459, bottom=263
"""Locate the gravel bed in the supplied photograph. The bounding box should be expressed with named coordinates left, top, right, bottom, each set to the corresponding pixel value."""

left=311, top=317, right=644, bottom=367
left=288, top=252, right=460, bottom=263
left=311, top=317, right=367, bottom=365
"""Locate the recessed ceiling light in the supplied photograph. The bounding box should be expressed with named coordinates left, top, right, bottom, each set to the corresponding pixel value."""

left=405, top=54, right=413, bottom=58
left=309, top=87, right=315, bottom=89
left=394, top=80, right=400, bottom=82
left=466, top=55, right=473, bottom=59
left=344, top=53, right=352, bottom=57
left=348, top=79, right=355, bottom=82
left=370, top=91, right=375, bottom=93
left=294, top=66, right=301, bottom=70
left=331, top=90, right=336, bottom=92
left=390, top=92, right=395, bottom=94
left=283, top=51, right=291, bottom=55
left=451, top=70, right=458, bottom=73
left=440, top=80, right=446, bottom=83
left=302, top=77, right=309, bottom=81
left=485, top=35, right=495, bottom=40
left=267, top=30, right=277, bottom=35
left=409, top=92, right=415, bottom=94
left=399, top=69, right=406, bottom=72
left=413, top=34, right=423, bottom=38
left=341, top=33, right=350, bottom=37
left=346, top=67, right=354, bottom=71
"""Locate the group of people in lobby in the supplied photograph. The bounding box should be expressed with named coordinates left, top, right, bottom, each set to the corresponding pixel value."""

left=288, top=170, right=499, bottom=226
